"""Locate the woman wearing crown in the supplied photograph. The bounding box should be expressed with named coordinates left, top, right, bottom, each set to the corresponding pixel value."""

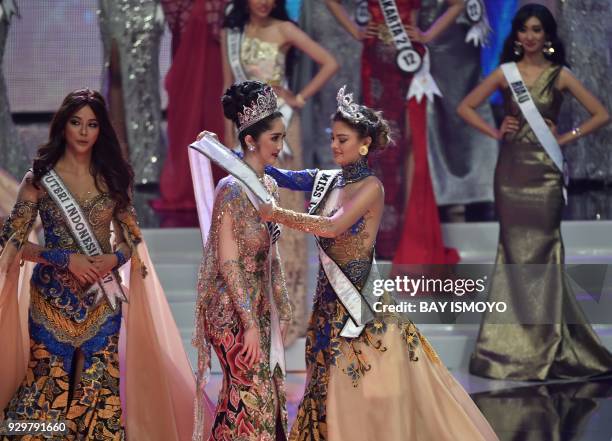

left=255, top=86, right=500, bottom=440
left=219, top=0, right=338, bottom=346
left=193, top=81, right=293, bottom=441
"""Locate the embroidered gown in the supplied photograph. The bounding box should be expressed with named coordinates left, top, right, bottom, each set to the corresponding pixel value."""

left=235, top=33, right=308, bottom=346
left=470, top=65, right=612, bottom=380
left=267, top=166, right=499, bottom=441
left=193, top=175, right=292, bottom=441
left=0, top=175, right=200, bottom=440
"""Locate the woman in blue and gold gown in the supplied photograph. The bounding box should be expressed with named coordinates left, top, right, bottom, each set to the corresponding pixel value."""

left=263, top=88, right=499, bottom=440
left=0, top=89, right=202, bottom=440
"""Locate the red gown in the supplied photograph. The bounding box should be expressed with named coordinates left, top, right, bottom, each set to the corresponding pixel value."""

left=363, top=0, right=458, bottom=264
left=154, top=0, right=227, bottom=212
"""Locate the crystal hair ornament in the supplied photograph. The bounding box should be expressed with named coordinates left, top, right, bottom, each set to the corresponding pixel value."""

left=237, top=87, right=279, bottom=134
left=336, top=85, right=367, bottom=123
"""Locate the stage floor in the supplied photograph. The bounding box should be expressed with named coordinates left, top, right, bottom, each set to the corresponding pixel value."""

left=203, top=371, right=612, bottom=440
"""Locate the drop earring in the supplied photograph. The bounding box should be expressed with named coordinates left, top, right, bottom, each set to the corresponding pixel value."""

left=247, top=143, right=256, bottom=152
left=359, top=144, right=369, bottom=156
left=543, top=41, right=555, bottom=56
left=513, top=41, right=523, bottom=57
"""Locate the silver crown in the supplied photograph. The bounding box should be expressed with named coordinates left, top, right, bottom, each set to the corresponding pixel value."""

left=336, top=85, right=366, bottom=122
left=238, top=87, right=278, bottom=133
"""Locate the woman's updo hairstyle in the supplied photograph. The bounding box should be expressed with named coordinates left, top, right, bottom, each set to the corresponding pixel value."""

left=332, top=106, right=392, bottom=153
left=222, top=80, right=283, bottom=150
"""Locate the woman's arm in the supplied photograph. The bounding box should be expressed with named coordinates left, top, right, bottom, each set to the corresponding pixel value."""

left=263, top=177, right=383, bottom=238
left=555, top=68, right=610, bottom=146
left=406, top=0, right=464, bottom=44
left=265, top=166, right=318, bottom=192
left=215, top=184, right=257, bottom=331
left=457, top=67, right=505, bottom=140
left=324, top=0, right=364, bottom=40
left=279, top=21, right=339, bottom=105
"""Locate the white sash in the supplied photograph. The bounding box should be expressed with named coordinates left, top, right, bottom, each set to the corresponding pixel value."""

left=355, top=0, right=370, bottom=26
left=377, top=0, right=441, bottom=103
left=238, top=181, right=285, bottom=374
left=40, top=170, right=127, bottom=310
left=464, top=0, right=491, bottom=47
left=309, top=171, right=377, bottom=338
left=501, top=62, right=568, bottom=202
left=227, top=29, right=293, bottom=157
left=307, top=169, right=341, bottom=214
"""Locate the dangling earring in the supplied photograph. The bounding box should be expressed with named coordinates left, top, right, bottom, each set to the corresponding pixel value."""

left=513, top=41, right=523, bottom=57
left=247, top=143, right=256, bottom=152
left=543, top=41, right=555, bottom=56
left=359, top=144, right=369, bottom=156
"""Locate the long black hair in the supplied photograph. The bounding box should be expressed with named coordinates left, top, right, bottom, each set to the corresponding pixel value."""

left=223, top=0, right=296, bottom=77
left=32, top=89, right=134, bottom=209
left=223, top=0, right=291, bottom=29
left=500, top=4, right=568, bottom=66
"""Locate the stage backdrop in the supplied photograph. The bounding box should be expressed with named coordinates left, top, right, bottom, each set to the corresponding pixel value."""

left=5, top=0, right=171, bottom=113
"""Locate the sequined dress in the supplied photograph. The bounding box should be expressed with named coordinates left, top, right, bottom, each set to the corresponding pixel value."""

left=267, top=167, right=499, bottom=441
left=193, top=175, right=292, bottom=441
left=0, top=190, right=141, bottom=439
left=237, top=33, right=308, bottom=346
left=470, top=65, right=612, bottom=380
left=98, top=0, right=165, bottom=184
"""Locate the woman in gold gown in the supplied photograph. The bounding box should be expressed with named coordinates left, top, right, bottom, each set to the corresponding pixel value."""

left=263, top=87, right=499, bottom=440
left=458, top=4, right=612, bottom=380
left=221, top=0, right=338, bottom=344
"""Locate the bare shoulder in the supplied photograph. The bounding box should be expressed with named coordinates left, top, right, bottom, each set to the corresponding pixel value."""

left=361, top=175, right=384, bottom=198
left=557, top=66, right=576, bottom=90
left=277, top=20, right=299, bottom=34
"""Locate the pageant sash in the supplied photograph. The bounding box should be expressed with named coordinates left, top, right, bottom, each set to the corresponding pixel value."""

left=309, top=171, right=377, bottom=338
left=501, top=62, right=568, bottom=201
left=40, top=170, right=127, bottom=310
left=464, top=0, right=491, bottom=47
left=190, top=136, right=285, bottom=373
left=237, top=181, right=285, bottom=374
left=190, top=134, right=272, bottom=204
left=307, top=169, right=341, bottom=214
left=227, top=29, right=293, bottom=157
left=355, top=0, right=371, bottom=26
left=377, top=0, right=441, bottom=102
left=188, top=147, right=215, bottom=247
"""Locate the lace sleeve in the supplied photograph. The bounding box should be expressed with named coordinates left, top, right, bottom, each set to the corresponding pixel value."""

left=0, top=200, right=38, bottom=252
left=217, top=183, right=257, bottom=330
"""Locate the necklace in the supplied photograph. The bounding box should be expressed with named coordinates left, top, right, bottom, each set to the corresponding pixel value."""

left=335, top=157, right=374, bottom=188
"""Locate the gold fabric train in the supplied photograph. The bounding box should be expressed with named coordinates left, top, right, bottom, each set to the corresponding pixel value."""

left=470, top=65, right=612, bottom=380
